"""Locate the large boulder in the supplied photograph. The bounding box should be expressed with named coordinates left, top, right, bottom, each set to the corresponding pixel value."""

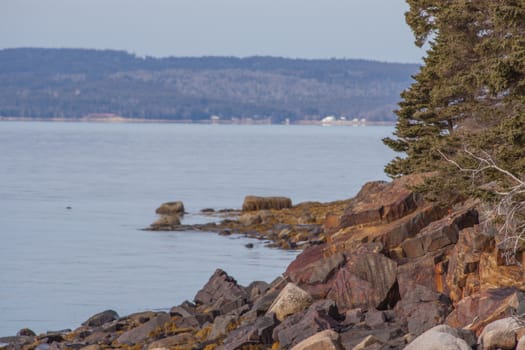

left=82, top=309, right=119, bottom=327
left=478, top=317, right=524, bottom=350
left=404, top=325, right=474, bottom=350
left=446, top=287, right=524, bottom=333
left=155, top=201, right=185, bottom=215
left=285, top=244, right=345, bottom=285
left=396, top=253, right=452, bottom=336
left=242, top=195, right=292, bottom=211
left=267, top=283, right=313, bottom=321
left=326, top=252, right=398, bottom=311
left=194, top=269, right=249, bottom=315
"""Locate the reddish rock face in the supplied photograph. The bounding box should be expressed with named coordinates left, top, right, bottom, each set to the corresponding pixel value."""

left=285, top=244, right=345, bottom=286
left=445, top=225, right=489, bottom=302
left=335, top=175, right=428, bottom=231
left=326, top=253, right=398, bottom=311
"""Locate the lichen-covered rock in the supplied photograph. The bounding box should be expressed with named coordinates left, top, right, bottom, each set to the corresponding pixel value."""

left=267, top=283, right=313, bottom=321
left=242, top=195, right=292, bottom=211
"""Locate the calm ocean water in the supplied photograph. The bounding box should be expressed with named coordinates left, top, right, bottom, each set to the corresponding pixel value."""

left=0, top=122, right=395, bottom=335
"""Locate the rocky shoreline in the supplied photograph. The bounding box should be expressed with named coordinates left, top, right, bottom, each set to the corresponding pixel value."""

left=3, top=174, right=525, bottom=350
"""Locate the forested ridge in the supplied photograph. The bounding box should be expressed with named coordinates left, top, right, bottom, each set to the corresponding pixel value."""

left=0, top=48, right=418, bottom=122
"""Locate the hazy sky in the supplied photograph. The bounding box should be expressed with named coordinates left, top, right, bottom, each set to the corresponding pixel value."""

left=1, top=0, right=424, bottom=63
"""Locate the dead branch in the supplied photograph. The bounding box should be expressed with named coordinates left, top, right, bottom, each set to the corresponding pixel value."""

left=438, top=147, right=525, bottom=264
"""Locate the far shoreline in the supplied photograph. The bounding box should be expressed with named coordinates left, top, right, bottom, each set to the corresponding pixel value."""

left=0, top=116, right=395, bottom=126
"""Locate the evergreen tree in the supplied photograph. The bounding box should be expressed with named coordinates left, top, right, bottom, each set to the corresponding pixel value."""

left=385, top=0, right=525, bottom=179
left=385, top=0, right=525, bottom=257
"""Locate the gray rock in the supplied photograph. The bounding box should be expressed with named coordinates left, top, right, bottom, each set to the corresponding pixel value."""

left=344, top=308, right=364, bottom=325
left=208, top=315, right=237, bottom=340
left=82, top=309, right=119, bottom=328
left=405, top=325, right=473, bottom=350
left=308, top=253, right=345, bottom=284
left=365, top=310, right=386, bottom=328
left=219, top=314, right=277, bottom=349
left=147, top=333, right=195, bottom=350
left=478, top=317, right=523, bottom=350
left=351, top=335, right=383, bottom=350
left=16, top=328, right=36, bottom=337
left=116, top=312, right=170, bottom=345
left=194, top=269, right=248, bottom=310
left=0, top=336, right=35, bottom=349
left=246, top=281, right=270, bottom=302
left=272, top=300, right=342, bottom=349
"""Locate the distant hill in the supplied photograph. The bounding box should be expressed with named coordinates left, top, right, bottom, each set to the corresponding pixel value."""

left=0, top=48, right=419, bottom=122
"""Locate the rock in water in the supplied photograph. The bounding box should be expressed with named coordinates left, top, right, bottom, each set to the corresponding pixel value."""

left=150, top=215, right=181, bottom=230
left=155, top=201, right=185, bottom=215
left=242, top=195, right=292, bottom=211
